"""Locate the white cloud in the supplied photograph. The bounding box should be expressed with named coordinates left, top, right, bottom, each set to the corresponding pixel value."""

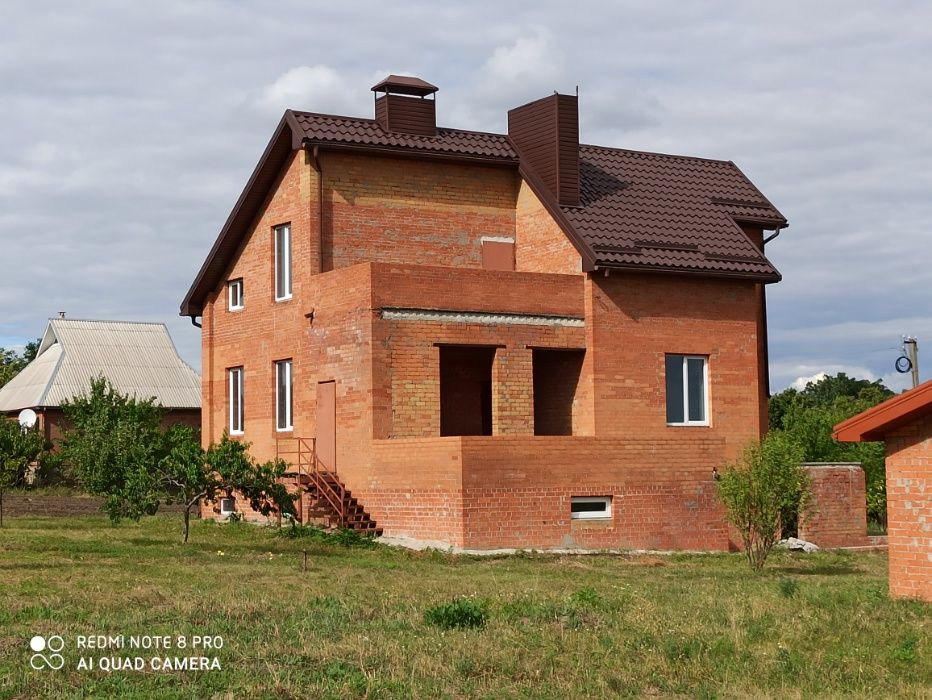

left=253, top=65, right=371, bottom=117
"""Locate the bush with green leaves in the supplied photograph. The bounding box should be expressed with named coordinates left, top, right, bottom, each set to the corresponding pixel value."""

left=717, top=432, right=809, bottom=571
left=0, top=419, right=47, bottom=526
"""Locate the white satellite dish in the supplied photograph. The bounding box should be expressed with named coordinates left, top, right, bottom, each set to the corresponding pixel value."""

left=18, top=408, right=38, bottom=429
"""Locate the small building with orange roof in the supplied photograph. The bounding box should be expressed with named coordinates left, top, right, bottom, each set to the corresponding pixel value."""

left=834, top=381, right=932, bottom=601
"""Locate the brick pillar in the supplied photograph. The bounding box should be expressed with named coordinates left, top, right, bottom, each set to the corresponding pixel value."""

left=798, top=463, right=868, bottom=547
left=492, top=347, right=534, bottom=435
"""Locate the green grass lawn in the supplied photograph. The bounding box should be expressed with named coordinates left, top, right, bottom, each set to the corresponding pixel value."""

left=0, top=516, right=928, bottom=699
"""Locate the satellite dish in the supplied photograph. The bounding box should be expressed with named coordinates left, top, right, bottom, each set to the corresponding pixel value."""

left=18, top=408, right=37, bottom=429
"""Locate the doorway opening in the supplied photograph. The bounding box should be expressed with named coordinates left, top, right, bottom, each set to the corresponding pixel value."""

left=439, top=346, right=495, bottom=436
left=533, top=349, right=585, bottom=436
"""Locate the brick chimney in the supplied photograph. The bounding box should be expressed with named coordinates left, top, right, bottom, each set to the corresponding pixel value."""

left=508, top=93, right=580, bottom=207
left=371, top=75, right=438, bottom=136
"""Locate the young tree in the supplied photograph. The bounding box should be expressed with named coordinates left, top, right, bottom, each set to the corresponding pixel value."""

left=60, top=377, right=166, bottom=521
left=717, top=432, right=809, bottom=571
left=158, top=428, right=297, bottom=543
left=0, top=420, right=46, bottom=527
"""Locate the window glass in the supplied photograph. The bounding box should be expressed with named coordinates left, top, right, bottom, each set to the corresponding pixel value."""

left=229, top=367, right=244, bottom=433
left=665, top=355, right=685, bottom=424
left=274, top=225, right=292, bottom=300
left=687, top=357, right=705, bottom=422
left=275, top=360, right=292, bottom=431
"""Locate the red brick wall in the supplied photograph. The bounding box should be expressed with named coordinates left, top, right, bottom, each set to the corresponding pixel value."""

left=798, top=463, right=868, bottom=547
left=515, top=180, right=581, bottom=274
left=361, top=436, right=728, bottom=550
left=586, top=273, right=763, bottom=460
left=884, top=421, right=932, bottom=602
left=321, top=152, right=517, bottom=272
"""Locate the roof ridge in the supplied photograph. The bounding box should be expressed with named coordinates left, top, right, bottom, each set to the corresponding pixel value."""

left=50, top=318, right=169, bottom=328
left=292, top=109, right=512, bottom=140
left=579, top=142, right=733, bottom=166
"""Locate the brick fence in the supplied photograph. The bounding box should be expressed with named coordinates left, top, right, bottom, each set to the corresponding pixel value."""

left=3, top=493, right=193, bottom=519
left=798, top=463, right=870, bottom=547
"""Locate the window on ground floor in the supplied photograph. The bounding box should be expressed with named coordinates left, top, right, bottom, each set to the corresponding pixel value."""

left=571, top=496, right=612, bottom=520
left=439, top=346, right=495, bottom=436
left=665, top=354, right=708, bottom=425
left=219, top=497, right=236, bottom=515
left=275, top=359, right=293, bottom=431
left=228, top=367, right=244, bottom=434
left=533, top=348, right=585, bottom=435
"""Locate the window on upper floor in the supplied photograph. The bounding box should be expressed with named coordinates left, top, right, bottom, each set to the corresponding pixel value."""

left=275, top=359, right=293, bottom=432
left=665, top=355, right=708, bottom=426
left=228, top=366, right=244, bottom=434
left=227, top=279, right=244, bottom=311
left=274, top=223, right=292, bottom=301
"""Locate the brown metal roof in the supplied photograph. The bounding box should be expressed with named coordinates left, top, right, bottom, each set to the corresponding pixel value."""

left=371, top=75, right=439, bottom=96
left=180, top=110, right=785, bottom=316
left=561, top=145, right=785, bottom=279
left=290, top=111, right=516, bottom=159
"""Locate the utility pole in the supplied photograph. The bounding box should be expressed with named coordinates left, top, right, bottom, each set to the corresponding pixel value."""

left=904, top=337, right=920, bottom=389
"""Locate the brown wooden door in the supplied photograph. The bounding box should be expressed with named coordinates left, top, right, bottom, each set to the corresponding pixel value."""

left=316, top=381, right=336, bottom=470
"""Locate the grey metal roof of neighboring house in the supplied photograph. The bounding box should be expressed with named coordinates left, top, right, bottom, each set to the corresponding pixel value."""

left=0, top=319, right=201, bottom=412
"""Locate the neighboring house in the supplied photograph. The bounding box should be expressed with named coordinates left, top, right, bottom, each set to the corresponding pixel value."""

left=0, top=318, right=201, bottom=443
left=181, top=75, right=787, bottom=550
left=834, top=382, right=932, bottom=601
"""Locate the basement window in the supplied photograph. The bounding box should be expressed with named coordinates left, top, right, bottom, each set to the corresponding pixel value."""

left=227, top=279, right=244, bottom=311
left=571, top=496, right=612, bottom=520
left=219, top=497, right=236, bottom=516
left=665, top=354, right=708, bottom=426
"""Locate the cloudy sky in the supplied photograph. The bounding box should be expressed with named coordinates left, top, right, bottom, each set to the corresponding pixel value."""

left=1, top=2, right=930, bottom=392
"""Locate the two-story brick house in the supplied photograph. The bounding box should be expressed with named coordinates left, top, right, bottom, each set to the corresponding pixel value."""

left=181, top=75, right=786, bottom=550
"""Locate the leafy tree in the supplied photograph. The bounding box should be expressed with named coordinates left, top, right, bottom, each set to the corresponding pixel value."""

left=158, top=427, right=296, bottom=543
left=60, top=377, right=166, bottom=521
left=769, top=373, right=893, bottom=525
left=717, top=432, right=809, bottom=571
left=0, top=420, right=46, bottom=527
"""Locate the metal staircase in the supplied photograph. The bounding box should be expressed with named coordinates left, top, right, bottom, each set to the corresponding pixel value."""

left=276, top=437, right=382, bottom=536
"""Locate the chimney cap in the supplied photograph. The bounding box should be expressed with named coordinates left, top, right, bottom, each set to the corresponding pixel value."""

left=371, top=75, right=438, bottom=97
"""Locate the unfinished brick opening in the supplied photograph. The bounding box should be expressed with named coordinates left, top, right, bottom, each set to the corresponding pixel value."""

left=439, top=346, right=495, bottom=436
left=533, top=348, right=585, bottom=435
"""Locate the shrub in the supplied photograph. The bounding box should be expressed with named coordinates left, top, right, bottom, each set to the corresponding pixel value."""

left=424, top=597, right=487, bottom=630
left=279, top=523, right=375, bottom=548
left=717, top=432, right=810, bottom=571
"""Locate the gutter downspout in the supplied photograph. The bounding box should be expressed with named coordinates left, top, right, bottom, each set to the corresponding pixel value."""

left=308, top=142, right=324, bottom=274
left=189, top=315, right=202, bottom=328
left=760, top=224, right=782, bottom=433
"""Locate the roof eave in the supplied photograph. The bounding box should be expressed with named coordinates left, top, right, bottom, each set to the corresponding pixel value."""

left=833, top=379, right=932, bottom=442
left=180, top=114, right=297, bottom=317
left=594, top=261, right=782, bottom=283
left=300, top=138, right=519, bottom=167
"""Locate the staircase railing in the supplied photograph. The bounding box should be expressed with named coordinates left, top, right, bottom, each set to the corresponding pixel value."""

left=275, top=437, right=346, bottom=524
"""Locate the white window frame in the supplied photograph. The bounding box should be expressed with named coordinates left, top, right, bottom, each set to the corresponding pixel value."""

left=228, top=367, right=244, bottom=435
left=219, top=497, right=236, bottom=515
left=571, top=496, right=612, bottom=520
left=274, top=223, right=292, bottom=301
left=227, top=279, right=244, bottom=311
left=275, top=359, right=293, bottom=432
left=666, top=354, right=709, bottom=427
